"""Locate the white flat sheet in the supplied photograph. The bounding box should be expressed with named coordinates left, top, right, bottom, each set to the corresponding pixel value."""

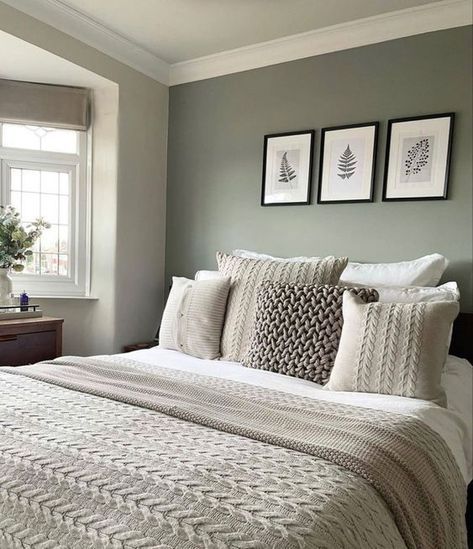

left=116, top=347, right=472, bottom=484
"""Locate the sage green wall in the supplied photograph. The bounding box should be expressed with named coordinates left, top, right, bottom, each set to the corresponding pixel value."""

left=167, top=26, right=473, bottom=310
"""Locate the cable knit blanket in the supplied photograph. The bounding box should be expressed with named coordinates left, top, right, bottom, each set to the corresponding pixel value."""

left=0, top=356, right=467, bottom=549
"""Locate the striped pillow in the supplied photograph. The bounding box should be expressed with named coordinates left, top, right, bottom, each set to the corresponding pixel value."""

left=159, top=276, right=231, bottom=360
left=217, top=252, right=348, bottom=362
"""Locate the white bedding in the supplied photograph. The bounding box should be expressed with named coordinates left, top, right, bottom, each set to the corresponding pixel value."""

left=119, top=347, right=472, bottom=484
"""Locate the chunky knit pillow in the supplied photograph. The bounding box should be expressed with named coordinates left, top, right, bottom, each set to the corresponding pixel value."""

left=326, top=292, right=459, bottom=404
left=243, top=283, right=378, bottom=384
left=217, top=253, right=348, bottom=362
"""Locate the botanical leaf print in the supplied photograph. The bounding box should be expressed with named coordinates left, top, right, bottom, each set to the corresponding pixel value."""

left=404, top=138, right=430, bottom=177
left=279, top=152, right=297, bottom=184
left=337, top=145, right=357, bottom=179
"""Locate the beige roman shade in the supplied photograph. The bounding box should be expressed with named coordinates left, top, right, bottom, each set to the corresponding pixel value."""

left=0, top=79, right=90, bottom=130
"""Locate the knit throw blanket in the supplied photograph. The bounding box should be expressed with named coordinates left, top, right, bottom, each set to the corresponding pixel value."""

left=0, top=356, right=467, bottom=549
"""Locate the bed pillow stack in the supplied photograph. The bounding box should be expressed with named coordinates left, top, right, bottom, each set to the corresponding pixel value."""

left=162, top=249, right=459, bottom=406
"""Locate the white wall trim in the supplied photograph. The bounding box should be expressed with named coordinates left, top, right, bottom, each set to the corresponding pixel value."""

left=169, top=0, right=472, bottom=85
left=1, top=0, right=170, bottom=85
left=2, top=0, right=471, bottom=87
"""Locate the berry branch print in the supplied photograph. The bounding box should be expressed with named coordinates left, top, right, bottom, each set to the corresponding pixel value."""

left=278, top=152, right=297, bottom=186
left=337, top=145, right=357, bottom=179
left=404, top=138, right=430, bottom=178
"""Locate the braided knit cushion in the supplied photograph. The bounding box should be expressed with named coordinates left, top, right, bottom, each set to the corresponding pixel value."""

left=217, top=253, right=348, bottom=362
left=243, top=282, right=378, bottom=385
left=326, top=292, right=459, bottom=404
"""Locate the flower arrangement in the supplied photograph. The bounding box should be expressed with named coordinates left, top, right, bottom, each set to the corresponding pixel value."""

left=0, top=205, right=50, bottom=272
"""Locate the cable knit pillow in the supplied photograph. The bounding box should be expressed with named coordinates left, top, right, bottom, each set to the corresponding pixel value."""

left=326, top=292, right=459, bottom=405
left=159, top=276, right=231, bottom=360
left=243, top=283, right=378, bottom=384
left=217, top=252, right=348, bottom=362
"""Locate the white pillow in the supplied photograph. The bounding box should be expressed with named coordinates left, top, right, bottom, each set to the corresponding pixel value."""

left=195, top=269, right=224, bottom=281
left=341, top=254, right=448, bottom=287
left=370, top=281, right=459, bottom=303
left=233, top=249, right=448, bottom=287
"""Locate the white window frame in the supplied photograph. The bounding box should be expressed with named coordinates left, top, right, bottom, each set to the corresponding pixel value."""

left=0, top=124, right=91, bottom=297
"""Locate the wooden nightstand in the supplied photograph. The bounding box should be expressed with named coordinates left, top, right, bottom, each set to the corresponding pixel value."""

left=123, top=341, right=159, bottom=353
left=0, top=316, right=63, bottom=366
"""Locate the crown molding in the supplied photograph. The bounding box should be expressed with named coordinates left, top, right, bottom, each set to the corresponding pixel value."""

left=0, top=0, right=170, bottom=85
left=169, top=0, right=472, bottom=85
left=2, top=0, right=471, bottom=87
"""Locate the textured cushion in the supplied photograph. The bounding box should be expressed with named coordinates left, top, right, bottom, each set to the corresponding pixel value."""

left=159, top=276, right=231, bottom=360
left=217, top=252, right=348, bottom=362
left=326, top=292, right=459, bottom=405
left=233, top=249, right=448, bottom=287
left=243, top=283, right=379, bottom=385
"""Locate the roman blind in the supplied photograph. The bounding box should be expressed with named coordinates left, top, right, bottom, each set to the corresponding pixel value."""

left=0, top=79, right=90, bottom=130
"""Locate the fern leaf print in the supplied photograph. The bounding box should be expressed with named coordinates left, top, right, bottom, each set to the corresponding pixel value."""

left=404, top=138, right=430, bottom=178
left=279, top=152, right=297, bottom=185
left=337, top=145, right=357, bottom=179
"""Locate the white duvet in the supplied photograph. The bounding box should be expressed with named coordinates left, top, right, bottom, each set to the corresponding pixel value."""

left=119, top=347, right=472, bottom=484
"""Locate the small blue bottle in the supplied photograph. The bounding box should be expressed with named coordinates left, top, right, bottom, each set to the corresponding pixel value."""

left=19, top=291, right=29, bottom=312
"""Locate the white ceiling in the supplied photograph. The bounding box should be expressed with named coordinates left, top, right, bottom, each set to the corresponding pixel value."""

left=56, top=0, right=439, bottom=63
left=3, top=0, right=471, bottom=85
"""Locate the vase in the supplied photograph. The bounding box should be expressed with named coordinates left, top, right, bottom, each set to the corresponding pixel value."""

left=0, top=268, right=13, bottom=306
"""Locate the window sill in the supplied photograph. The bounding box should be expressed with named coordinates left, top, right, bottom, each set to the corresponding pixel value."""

left=32, top=295, right=99, bottom=300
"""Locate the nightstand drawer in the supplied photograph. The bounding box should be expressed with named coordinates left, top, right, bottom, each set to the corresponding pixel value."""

left=0, top=330, right=57, bottom=366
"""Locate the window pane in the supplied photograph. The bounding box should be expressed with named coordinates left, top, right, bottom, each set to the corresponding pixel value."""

left=41, top=225, right=59, bottom=253
left=11, top=169, right=22, bottom=191
left=22, top=193, right=40, bottom=221
left=41, top=194, right=59, bottom=224
left=41, top=171, right=59, bottom=194
left=59, top=196, right=69, bottom=225
left=7, top=164, right=72, bottom=282
left=59, top=173, right=69, bottom=195
left=41, top=128, right=77, bottom=153
left=59, top=225, right=69, bottom=253
left=22, top=170, right=40, bottom=192
left=24, top=253, right=40, bottom=275
left=41, top=253, right=58, bottom=275
left=2, top=123, right=40, bottom=150
left=59, top=254, right=68, bottom=276
left=2, top=123, right=78, bottom=153
left=10, top=191, right=22, bottom=211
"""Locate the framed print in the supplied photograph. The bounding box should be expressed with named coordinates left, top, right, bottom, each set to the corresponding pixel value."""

left=317, top=122, right=378, bottom=204
left=261, top=130, right=315, bottom=206
left=383, top=113, right=454, bottom=201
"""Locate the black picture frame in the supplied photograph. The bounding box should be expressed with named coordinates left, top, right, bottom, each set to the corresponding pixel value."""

left=261, top=130, right=315, bottom=206
left=382, top=113, right=454, bottom=202
left=317, top=121, right=379, bottom=204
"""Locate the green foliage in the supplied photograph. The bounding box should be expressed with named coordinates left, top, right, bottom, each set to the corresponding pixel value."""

left=0, top=205, right=50, bottom=271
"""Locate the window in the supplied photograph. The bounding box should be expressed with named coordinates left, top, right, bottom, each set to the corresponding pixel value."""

left=0, top=123, right=90, bottom=297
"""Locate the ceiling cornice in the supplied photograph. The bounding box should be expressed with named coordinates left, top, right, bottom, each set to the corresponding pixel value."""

left=170, top=0, right=472, bottom=85
left=2, top=0, right=471, bottom=87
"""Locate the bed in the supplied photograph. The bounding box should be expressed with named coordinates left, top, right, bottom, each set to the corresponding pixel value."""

left=0, top=344, right=471, bottom=549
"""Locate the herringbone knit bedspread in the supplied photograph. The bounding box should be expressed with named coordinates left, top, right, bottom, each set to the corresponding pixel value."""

left=0, top=356, right=467, bottom=549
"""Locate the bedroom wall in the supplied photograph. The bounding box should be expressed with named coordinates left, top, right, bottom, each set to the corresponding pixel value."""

left=166, top=26, right=473, bottom=311
left=0, top=2, right=169, bottom=354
